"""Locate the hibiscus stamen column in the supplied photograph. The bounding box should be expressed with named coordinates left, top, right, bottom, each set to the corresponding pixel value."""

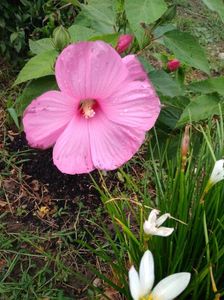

left=80, top=99, right=96, bottom=119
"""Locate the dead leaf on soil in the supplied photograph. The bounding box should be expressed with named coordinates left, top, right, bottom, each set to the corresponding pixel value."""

left=2, top=178, right=18, bottom=192
left=99, top=288, right=123, bottom=300
left=30, top=179, right=40, bottom=192
left=0, top=199, right=7, bottom=207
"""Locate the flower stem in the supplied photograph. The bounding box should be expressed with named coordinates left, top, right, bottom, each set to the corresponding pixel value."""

left=201, top=188, right=218, bottom=296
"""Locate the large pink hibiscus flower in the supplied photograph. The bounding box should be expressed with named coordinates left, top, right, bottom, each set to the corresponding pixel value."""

left=23, top=41, right=160, bottom=174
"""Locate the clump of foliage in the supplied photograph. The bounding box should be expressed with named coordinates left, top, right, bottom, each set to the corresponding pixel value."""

left=0, top=0, right=77, bottom=64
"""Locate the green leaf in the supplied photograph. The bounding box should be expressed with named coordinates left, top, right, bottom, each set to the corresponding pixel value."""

left=10, top=32, right=18, bottom=43
left=0, top=17, right=5, bottom=28
left=153, top=24, right=176, bottom=39
left=81, top=0, right=116, bottom=33
left=148, top=70, right=183, bottom=97
left=157, top=95, right=190, bottom=129
left=163, top=95, right=190, bottom=110
left=68, top=25, right=99, bottom=42
left=158, top=106, right=182, bottom=129
left=14, top=50, right=58, bottom=85
left=138, top=56, right=155, bottom=72
left=201, top=0, right=224, bottom=23
left=163, top=30, right=210, bottom=74
left=114, top=217, right=140, bottom=247
left=125, top=0, right=167, bottom=47
left=7, top=107, right=20, bottom=129
left=73, top=10, right=92, bottom=28
left=29, top=38, right=54, bottom=55
left=188, top=77, right=224, bottom=96
left=89, top=33, right=119, bottom=47
left=65, top=0, right=81, bottom=7
left=177, top=94, right=222, bottom=127
left=15, top=76, right=58, bottom=116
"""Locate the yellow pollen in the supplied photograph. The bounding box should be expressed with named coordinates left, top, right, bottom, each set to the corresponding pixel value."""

left=80, top=99, right=96, bottom=119
left=140, top=294, right=154, bottom=300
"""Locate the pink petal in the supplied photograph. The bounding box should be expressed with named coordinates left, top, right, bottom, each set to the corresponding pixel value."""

left=122, top=55, right=148, bottom=81
left=23, top=91, right=76, bottom=149
left=89, top=109, right=145, bottom=170
left=53, top=115, right=94, bottom=174
left=100, top=79, right=160, bottom=131
left=55, top=41, right=128, bottom=100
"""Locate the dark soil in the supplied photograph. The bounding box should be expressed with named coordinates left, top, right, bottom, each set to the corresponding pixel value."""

left=4, top=132, right=112, bottom=239
left=9, top=133, right=101, bottom=201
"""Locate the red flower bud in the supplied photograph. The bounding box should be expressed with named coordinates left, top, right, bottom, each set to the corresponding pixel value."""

left=116, top=34, right=133, bottom=54
left=167, top=59, right=180, bottom=72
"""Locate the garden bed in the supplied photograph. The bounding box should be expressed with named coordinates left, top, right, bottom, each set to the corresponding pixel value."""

left=1, top=0, right=224, bottom=299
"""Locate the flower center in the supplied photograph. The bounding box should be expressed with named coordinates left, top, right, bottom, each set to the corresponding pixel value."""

left=80, top=99, right=96, bottom=119
left=140, top=294, right=155, bottom=300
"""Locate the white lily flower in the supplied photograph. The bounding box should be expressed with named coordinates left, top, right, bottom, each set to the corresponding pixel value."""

left=143, top=209, right=174, bottom=237
left=209, top=159, right=224, bottom=186
left=129, top=250, right=191, bottom=300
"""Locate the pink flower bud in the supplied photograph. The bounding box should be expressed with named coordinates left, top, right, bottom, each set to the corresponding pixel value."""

left=167, top=59, right=181, bottom=72
left=181, top=125, right=190, bottom=172
left=116, top=34, right=133, bottom=54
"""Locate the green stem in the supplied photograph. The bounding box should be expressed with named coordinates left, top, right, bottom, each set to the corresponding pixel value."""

left=201, top=188, right=218, bottom=297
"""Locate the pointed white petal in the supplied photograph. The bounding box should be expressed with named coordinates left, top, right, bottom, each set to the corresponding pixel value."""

left=147, top=209, right=159, bottom=224
left=143, top=222, right=174, bottom=237
left=155, top=227, right=174, bottom=237
left=139, top=250, right=154, bottom=297
left=156, top=213, right=171, bottom=227
left=129, top=266, right=141, bottom=300
left=143, top=220, right=157, bottom=235
left=152, top=272, right=191, bottom=300
left=209, top=159, right=224, bottom=185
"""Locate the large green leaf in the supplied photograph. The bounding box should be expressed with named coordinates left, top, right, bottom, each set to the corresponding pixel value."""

left=125, top=0, right=167, bottom=47
left=68, top=25, right=118, bottom=46
left=81, top=0, right=116, bottom=33
left=157, top=95, right=190, bottom=129
left=29, top=38, right=54, bottom=55
left=201, top=0, right=224, bottom=23
left=177, top=94, right=222, bottom=127
left=14, top=50, right=58, bottom=85
left=89, top=33, right=119, bottom=47
left=153, top=24, right=176, bottom=39
left=73, top=10, right=92, bottom=28
left=163, top=30, right=210, bottom=74
left=148, top=70, right=183, bottom=97
left=68, top=25, right=99, bottom=42
left=188, top=77, right=224, bottom=96
left=15, top=76, right=58, bottom=116
left=158, top=106, right=182, bottom=129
